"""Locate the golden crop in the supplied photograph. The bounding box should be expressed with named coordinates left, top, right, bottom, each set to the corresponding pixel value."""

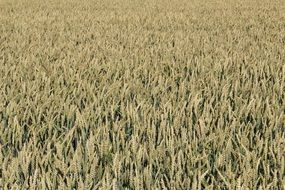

left=0, top=0, right=284, bottom=189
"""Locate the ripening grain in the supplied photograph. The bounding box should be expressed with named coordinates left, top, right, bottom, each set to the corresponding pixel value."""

left=0, top=0, right=285, bottom=189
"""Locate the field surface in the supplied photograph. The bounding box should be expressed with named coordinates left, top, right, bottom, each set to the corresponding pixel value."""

left=0, top=0, right=285, bottom=189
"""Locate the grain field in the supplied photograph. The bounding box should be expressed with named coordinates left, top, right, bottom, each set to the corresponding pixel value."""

left=0, top=0, right=285, bottom=189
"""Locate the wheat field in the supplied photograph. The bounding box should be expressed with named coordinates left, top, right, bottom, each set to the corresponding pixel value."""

left=0, top=0, right=284, bottom=189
